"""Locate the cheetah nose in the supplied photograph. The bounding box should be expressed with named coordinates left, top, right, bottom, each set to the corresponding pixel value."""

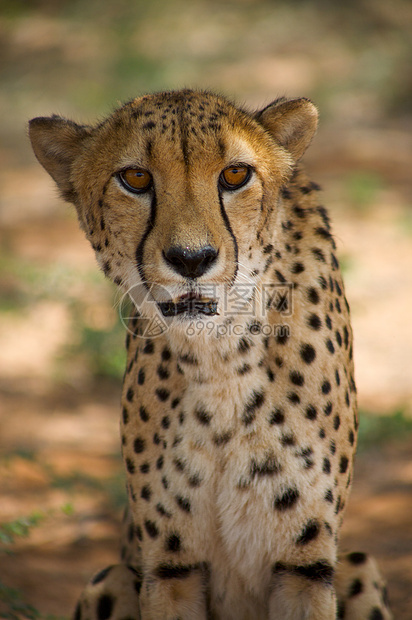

left=163, top=245, right=218, bottom=279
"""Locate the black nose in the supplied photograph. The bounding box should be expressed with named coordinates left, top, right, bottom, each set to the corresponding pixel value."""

left=163, top=245, right=218, bottom=279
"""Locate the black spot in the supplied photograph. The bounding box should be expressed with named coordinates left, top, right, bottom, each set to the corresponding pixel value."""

left=293, top=204, right=307, bottom=216
left=155, top=563, right=194, bottom=580
left=324, top=489, right=334, bottom=503
left=188, top=473, right=202, bottom=487
left=237, top=363, right=251, bottom=375
left=369, top=608, right=384, bottom=620
left=161, top=347, right=171, bottom=361
left=157, top=365, right=169, bottom=380
left=276, top=330, right=290, bottom=345
left=273, top=560, right=334, bottom=586
left=141, top=485, right=151, bottom=501
left=171, top=397, right=180, bottom=409
left=161, top=415, right=170, bottom=429
left=242, top=389, right=265, bottom=425
left=122, top=407, right=129, bottom=424
left=144, top=519, right=159, bottom=538
left=297, top=447, right=314, bottom=469
left=97, top=594, right=114, bottom=620
left=333, top=415, right=341, bottom=430
left=126, top=388, right=134, bottom=402
left=315, top=226, right=332, bottom=241
left=339, top=455, right=349, bottom=474
left=321, top=380, right=331, bottom=395
left=156, top=503, right=171, bottom=519
left=326, top=339, right=335, bottom=354
left=135, top=525, right=143, bottom=541
left=330, top=440, right=336, bottom=455
left=307, top=313, right=321, bottom=330
left=337, top=601, right=346, bottom=619
left=324, top=401, right=333, bottom=416
left=319, top=428, right=326, bottom=439
left=326, top=315, right=332, bottom=330
left=291, top=262, right=305, bottom=274
left=173, top=457, right=185, bottom=472
left=138, top=368, right=145, bottom=384
left=287, top=392, right=300, bottom=405
left=281, top=433, right=296, bottom=447
left=179, top=352, right=198, bottom=365
left=275, top=270, right=286, bottom=283
left=213, top=431, right=232, bottom=446
left=91, top=566, right=113, bottom=584
left=300, top=343, right=316, bottom=363
left=274, top=487, right=300, bottom=510
left=194, top=405, right=212, bottom=426
left=140, top=462, right=150, bottom=474
left=323, top=457, right=331, bottom=474
left=134, top=437, right=145, bottom=453
left=143, top=340, right=154, bottom=354
left=281, top=186, right=292, bottom=199
left=335, top=369, right=340, bottom=386
left=306, top=405, right=317, bottom=420
left=126, top=458, right=135, bottom=474
left=312, top=248, right=326, bottom=262
left=348, top=429, right=355, bottom=445
left=250, top=454, right=281, bottom=477
left=266, top=367, right=275, bottom=382
left=318, top=275, right=328, bottom=290
left=296, top=519, right=320, bottom=545
left=139, top=406, right=149, bottom=422
left=347, top=552, right=367, bottom=565
left=269, top=408, right=285, bottom=425
left=166, top=533, right=181, bottom=552
left=349, top=578, right=364, bottom=597
left=238, top=337, right=251, bottom=353
left=263, top=243, right=273, bottom=254
left=343, top=326, right=350, bottom=348
left=307, top=288, right=320, bottom=304
left=176, top=495, right=191, bottom=513
left=290, top=370, right=304, bottom=386
left=156, top=388, right=170, bottom=401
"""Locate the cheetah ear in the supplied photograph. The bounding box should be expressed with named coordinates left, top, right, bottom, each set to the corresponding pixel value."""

left=255, top=97, right=318, bottom=160
left=29, top=116, right=91, bottom=202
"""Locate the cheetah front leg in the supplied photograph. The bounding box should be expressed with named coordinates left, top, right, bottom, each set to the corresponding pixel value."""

left=138, top=564, right=209, bottom=620
left=268, top=558, right=337, bottom=620
left=74, top=564, right=141, bottom=620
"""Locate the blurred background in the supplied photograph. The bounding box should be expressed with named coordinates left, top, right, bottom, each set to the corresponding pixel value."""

left=0, top=0, right=411, bottom=617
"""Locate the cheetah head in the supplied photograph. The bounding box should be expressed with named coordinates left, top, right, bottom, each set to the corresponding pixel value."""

left=29, top=90, right=317, bottom=335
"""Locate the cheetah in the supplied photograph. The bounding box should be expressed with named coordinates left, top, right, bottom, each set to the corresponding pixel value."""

left=29, top=90, right=392, bottom=620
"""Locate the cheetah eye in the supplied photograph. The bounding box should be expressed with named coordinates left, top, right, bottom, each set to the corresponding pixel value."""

left=118, top=168, right=153, bottom=194
left=219, top=165, right=252, bottom=191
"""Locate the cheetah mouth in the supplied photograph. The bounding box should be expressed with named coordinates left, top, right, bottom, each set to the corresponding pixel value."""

left=158, top=293, right=218, bottom=317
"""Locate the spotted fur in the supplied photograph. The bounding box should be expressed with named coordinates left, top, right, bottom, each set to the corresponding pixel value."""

left=29, top=90, right=392, bottom=619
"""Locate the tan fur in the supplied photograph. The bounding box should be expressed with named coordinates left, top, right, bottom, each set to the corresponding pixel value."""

left=29, top=90, right=391, bottom=619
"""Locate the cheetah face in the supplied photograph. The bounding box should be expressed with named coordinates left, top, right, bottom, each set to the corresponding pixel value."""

left=29, top=91, right=317, bottom=330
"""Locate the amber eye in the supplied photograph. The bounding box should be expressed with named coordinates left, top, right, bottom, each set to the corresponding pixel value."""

left=219, top=165, right=251, bottom=190
left=118, top=168, right=152, bottom=193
